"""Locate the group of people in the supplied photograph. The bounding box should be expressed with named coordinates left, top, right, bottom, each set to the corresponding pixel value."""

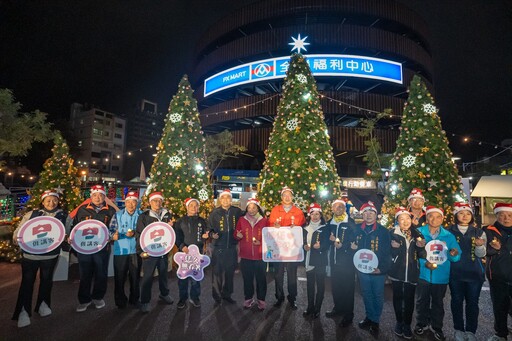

left=10, top=184, right=512, bottom=341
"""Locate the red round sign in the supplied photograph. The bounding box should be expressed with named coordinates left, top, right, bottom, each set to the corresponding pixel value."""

left=140, top=222, right=176, bottom=257
left=70, top=220, right=110, bottom=255
left=17, top=216, right=66, bottom=254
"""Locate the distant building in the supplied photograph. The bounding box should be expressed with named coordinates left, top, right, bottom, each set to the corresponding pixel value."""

left=70, top=103, right=126, bottom=182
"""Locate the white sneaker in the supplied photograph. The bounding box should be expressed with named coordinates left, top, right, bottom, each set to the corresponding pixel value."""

left=487, top=335, right=507, bottom=341
left=454, top=330, right=466, bottom=341
left=76, top=301, right=91, bottom=312
left=38, top=301, right=52, bottom=317
left=466, top=332, right=477, bottom=341
left=18, top=308, right=31, bottom=328
left=93, top=299, right=105, bottom=309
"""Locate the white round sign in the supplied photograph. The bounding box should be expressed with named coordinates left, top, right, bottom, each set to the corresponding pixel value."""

left=425, top=239, right=448, bottom=265
left=70, top=220, right=110, bottom=255
left=353, top=249, right=379, bottom=273
left=140, top=222, right=176, bottom=257
left=17, top=216, right=66, bottom=254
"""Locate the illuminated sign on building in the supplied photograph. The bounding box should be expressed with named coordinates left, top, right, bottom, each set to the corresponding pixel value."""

left=204, top=54, right=403, bottom=97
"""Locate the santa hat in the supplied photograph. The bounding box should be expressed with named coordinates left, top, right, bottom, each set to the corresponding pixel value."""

left=454, top=202, right=473, bottom=214
left=408, top=188, right=425, bottom=201
left=340, top=191, right=349, bottom=197
left=185, top=197, right=199, bottom=207
left=280, top=186, right=294, bottom=196
left=41, top=190, right=59, bottom=201
left=246, top=198, right=261, bottom=209
left=91, top=184, right=106, bottom=195
left=149, top=191, right=164, bottom=202
left=426, top=206, right=444, bottom=217
left=331, top=199, right=346, bottom=207
left=218, top=189, right=232, bottom=198
left=308, top=203, right=322, bottom=214
left=494, top=202, right=512, bottom=214
left=125, top=191, right=139, bottom=201
left=395, top=206, right=412, bottom=220
left=360, top=201, right=378, bottom=213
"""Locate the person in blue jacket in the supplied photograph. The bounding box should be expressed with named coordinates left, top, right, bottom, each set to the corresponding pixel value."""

left=414, top=206, right=461, bottom=341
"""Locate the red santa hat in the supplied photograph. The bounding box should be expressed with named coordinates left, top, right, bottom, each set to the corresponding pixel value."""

left=246, top=198, right=261, bottom=209
left=280, top=186, right=294, bottom=196
left=360, top=201, right=378, bottom=213
left=331, top=199, right=346, bottom=207
left=91, top=184, right=106, bottom=195
left=149, top=191, right=164, bottom=202
left=426, top=206, right=444, bottom=217
left=395, top=206, right=412, bottom=220
left=218, top=189, right=232, bottom=198
left=408, top=188, right=425, bottom=201
left=125, top=191, right=139, bottom=201
left=41, top=190, right=59, bottom=201
left=494, top=202, right=512, bottom=214
left=185, top=197, right=199, bottom=207
left=453, top=202, right=473, bottom=214
left=308, top=203, right=322, bottom=214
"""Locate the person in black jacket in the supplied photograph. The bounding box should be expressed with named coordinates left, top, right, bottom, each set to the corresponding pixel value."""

left=71, top=185, right=116, bottom=313
left=208, top=189, right=243, bottom=305
left=302, top=203, right=330, bottom=318
left=324, top=198, right=357, bottom=327
left=174, top=198, right=209, bottom=309
left=136, top=191, right=174, bottom=313
left=354, top=201, right=391, bottom=337
left=484, top=203, right=512, bottom=341
left=389, top=206, right=424, bottom=339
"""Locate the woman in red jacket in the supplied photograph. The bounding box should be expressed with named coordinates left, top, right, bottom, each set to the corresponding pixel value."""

left=234, top=198, right=269, bottom=310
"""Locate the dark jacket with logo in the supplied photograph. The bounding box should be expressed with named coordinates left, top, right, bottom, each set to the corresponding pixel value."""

left=174, top=215, right=207, bottom=252
left=353, top=222, right=392, bottom=275
left=326, top=217, right=357, bottom=268
left=302, top=224, right=331, bottom=268
left=208, top=206, right=243, bottom=249
left=448, top=224, right=485, bottom=283
left=484, top=222, right=512, bottom=283
left=389, top=226, right=423, bottom=284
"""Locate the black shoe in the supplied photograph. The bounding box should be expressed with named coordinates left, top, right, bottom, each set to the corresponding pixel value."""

left=325, top=310, right=340, bottom=318
left=189, top=298, right=201, bottom=307
left=213, top=298, right=222, bottom=306
left=394, top=322, right=403, bottom=337
left=222, top=296, right=236, bottom=304
left=339, top=318, right=353, bottom=328
left=273, top=299, right=284, bottom=308
left=358, top=318, right=372, bottom=330
left=288, top=301, right=297, bottom=310
left=402, top=324, right=413, bottom=339
left=414, top=324, right=427, bottom=335
left=433, top=329, right=445, bottom=341
left=177, top=300, right=186, bottom=309
left=117, top=303, right=127, bottom=309
left=313, top=312, right=320, bottom=319
left=369, top=322, right=379, bottom=336
left=303, top=310, right=313, bottom=317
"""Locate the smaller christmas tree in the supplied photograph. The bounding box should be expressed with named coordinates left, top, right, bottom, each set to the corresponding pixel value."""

left=25, top=132, right=83, bottom=212
left=145, top=75, right=213, bottom=217
left=382, top=75, right=465, bottom=225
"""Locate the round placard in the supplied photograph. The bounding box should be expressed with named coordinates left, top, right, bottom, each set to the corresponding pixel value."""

left=17, top=216, right=66, bottom=254
left=70, top=220, right=109, bottom=254
left=425, top=239, right=448, bottom=265
left=353, top=249, right=379, bottom=274
left=140, top=222, right=176, bottom=257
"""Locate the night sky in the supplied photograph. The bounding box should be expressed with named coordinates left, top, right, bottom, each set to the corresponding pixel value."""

left=1, top=0, right=511, bottom=167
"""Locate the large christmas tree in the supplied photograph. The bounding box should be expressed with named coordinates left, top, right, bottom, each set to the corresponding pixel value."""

left=145, top=75, right=213, bottom=217
left=382, top=75, right=465, bottom=225
left=258, top=53, right=341, bottom=213
left=25, top=132, right=83, bottom=212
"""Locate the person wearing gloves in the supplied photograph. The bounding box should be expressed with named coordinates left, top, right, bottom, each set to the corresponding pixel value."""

left=353, top=201, right=391, bottom=337
left=268, top=186, right=306, bottom=309
left=234, top=198, right=268, bottom=310
left=136, top=191, right=174, bottom=313
left=484, top=203, right=512, bottom=341
left=174, top=198, right=209, bottom=309
left=208, top=189, right=243, bottom=305
left=12, top=190, right=71, bottom=328
left=448, top=202, right=486, bottom=341
left=108, top=190, right=142, bottom=309
left=389, top=207, right=424, bottom=339
left=408, top=188, right=427, bottom=229
left=414, top=206, right=461, bottom=341
left=302, top=203, right=330, bottom=319
left=325, top=198, right=357, bottom=326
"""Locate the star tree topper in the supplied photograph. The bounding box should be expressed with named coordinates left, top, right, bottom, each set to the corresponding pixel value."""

left=289, top=34, right=310, bottom=54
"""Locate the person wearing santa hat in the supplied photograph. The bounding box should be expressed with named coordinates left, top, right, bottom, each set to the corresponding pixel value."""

left=324, top=198, right=357, bottom=326
left=414, top=206, right=461, bottom=341
left=174, top=198, right=209, bottom=309
left=135, top=191, right=173, bottom=313
left=484, top=202, right=512, bottom=341
left=389, top=206, right=425, bottom=339
left=407, top=188, right=427, bottom=229
left=12, top=190, right=71, bottom=328
left=71, top=184, right=117, bottom=313
left=208, top=189, right=243, bottom=305
left=302, top=203, right=330, bottom=319
left=108, top=190, right=143, bottom=309
left=268, top=186, right=306, bottom=309
left=234, top=198, right=269, bottom=310
left=447, top=202, right=486, bottom=341
left=353, top=201, right=391, bottom=337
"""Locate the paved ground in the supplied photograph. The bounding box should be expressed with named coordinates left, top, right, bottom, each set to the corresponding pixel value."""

left=0, top=261, right=500, bottom=341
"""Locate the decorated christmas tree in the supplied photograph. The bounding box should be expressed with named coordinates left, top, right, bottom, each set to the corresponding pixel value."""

left=258, top=53, right=341, bottom=213
left=145, top=75, right=213, bottom=217
left=381, top=75, right=465, bottom=225
left=25, top=132, right=83, bottom=212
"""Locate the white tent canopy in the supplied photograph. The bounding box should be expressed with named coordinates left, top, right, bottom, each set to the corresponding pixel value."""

left=471, top=175, right=512, bottom=198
